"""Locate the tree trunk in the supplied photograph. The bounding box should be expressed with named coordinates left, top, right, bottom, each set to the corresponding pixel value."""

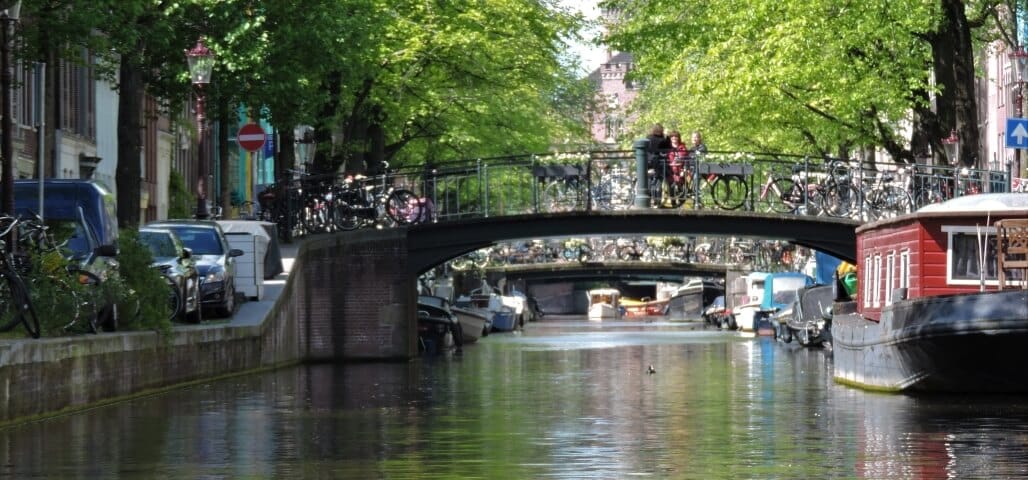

left=936, top=0, right=981, bottom=168
left=115, top=53, right=144, bottom=228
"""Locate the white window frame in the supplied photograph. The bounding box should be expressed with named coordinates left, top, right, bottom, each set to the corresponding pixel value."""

left=863, top=254, right=873, bottom=307
left=899, top=249, right=910, bottom=290
left=885, top=252, right=896, bottom=305
left=872, top=254, right=882, bottom=307
left=942, top=225, right=999, bottom=286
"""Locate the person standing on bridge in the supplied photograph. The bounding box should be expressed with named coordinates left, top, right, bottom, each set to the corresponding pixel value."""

left=646, top=124, right=672, bottom=206
left=666, top=131, right=690, bottom=207
left=689, top=131, right=708, bottom=156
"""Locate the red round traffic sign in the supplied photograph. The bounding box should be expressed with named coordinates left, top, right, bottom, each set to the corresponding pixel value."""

left=237, top=123, right=266, bottom=152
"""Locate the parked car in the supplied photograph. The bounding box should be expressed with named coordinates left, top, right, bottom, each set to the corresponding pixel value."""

left=138, top=227, right=201, bottom=323
left=145, top=220, right=244, bottom=317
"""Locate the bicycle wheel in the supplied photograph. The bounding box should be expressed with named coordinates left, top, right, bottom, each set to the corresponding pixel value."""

left=823, top=182, right=857, bottom=218
left=0, top=270, right=39, bottom=338
left=870, top=185, right=913, bottom=220
left=763, top=178, right=797, bottom=213
left=542, top=180, right=579, bottom=212
left=384, top=189, right=421, bottom=225
left=711, top=175, right=748, bottom=210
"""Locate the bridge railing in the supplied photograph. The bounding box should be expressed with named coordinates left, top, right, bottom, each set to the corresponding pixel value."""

left=259, top=151, right=1011, bottom=241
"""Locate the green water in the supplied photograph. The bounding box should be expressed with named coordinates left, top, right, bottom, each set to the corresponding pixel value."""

left=3, top=318, right=1028, bottom=479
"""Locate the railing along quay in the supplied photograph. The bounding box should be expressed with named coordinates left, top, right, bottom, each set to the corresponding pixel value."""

left=254, top=149, right=1014, bottom=243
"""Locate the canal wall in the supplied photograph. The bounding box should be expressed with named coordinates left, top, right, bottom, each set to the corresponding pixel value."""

left=0, top=229, right=416, bottom=425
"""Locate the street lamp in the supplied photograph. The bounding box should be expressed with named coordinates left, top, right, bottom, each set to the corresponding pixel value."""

left=942, top=129, right=959, bottom=166
left=1009, top=45, right=1028, bottom=187
left=186, top=37, right=214, bottom=219
left=0, top=0, right=20, bottom=219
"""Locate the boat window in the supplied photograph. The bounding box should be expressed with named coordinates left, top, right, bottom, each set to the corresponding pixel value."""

left=885, top=252, right=895, bottom=305
left=899, top=250, right=910, bottom=290
left=863, top=255, right=872, bottom=308
left=944, top=226, right=999, bottom=285
left=872, top=254, right=882, bottom=307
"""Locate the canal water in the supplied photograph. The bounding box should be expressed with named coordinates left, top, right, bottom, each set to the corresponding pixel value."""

left=4, top=318, right=1028, bottom=479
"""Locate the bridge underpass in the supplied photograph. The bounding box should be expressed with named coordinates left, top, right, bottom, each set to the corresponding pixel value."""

left=296, top=209, right=858, bottom=361
left=480, top=260, right=731, bottom=317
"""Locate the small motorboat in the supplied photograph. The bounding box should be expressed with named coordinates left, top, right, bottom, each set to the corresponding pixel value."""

left=587, top=288, right=621, bottom=321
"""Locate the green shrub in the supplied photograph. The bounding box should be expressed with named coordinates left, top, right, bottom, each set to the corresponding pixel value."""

left=114, top=229, right=173, bottom=336
left=24, top=250, right=95, bottom=336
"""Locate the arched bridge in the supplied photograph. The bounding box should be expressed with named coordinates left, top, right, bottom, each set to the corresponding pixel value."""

left=291, top=208, right=857, bottom=362
left=407, top=209, right=858, bottom=274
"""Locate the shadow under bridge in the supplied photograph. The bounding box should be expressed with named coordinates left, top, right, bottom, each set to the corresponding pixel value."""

left=406, top=209, right=859, bottom=274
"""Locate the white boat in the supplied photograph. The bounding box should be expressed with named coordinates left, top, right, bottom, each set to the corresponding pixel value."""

left=729, top=272, right=769, bottom=331
left=587, top=288, right=621, bottom=321
left=451, top=305, right=490, bottom=342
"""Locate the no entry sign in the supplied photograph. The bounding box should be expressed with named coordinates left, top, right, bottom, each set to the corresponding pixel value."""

left=237, top=123, right=266, bottom=152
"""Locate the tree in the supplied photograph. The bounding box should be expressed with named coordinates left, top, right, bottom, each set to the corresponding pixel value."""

left=601, top=0, right=992, bottom=166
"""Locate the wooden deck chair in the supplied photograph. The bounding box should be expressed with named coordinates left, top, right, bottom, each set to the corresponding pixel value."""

left=995, top=218, right=1028, bottom=290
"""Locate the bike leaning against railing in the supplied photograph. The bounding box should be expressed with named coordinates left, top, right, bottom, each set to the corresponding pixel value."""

left=0, top=216, right=40, bottom=338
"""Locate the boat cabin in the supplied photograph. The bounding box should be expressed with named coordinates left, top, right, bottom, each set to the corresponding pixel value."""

left=587, top=288, right=621, bottom=320
left=854, top=194, right=1028, bottom=321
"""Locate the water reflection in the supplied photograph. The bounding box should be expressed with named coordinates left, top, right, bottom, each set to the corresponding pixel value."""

left=2, top=320, right=1028, bottom=478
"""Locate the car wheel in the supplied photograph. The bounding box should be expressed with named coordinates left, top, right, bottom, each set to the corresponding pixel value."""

left=216, top=283, right=235, bottom=317
left=168, top=284, right=183, bottom=322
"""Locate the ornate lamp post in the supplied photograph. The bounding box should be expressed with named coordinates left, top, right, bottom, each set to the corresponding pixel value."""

left=1009, top=45, right=1028, bottom=187
left=942, top=130, right=959, bottom=166
left=0, top=0, right=20, bottom=217
left=186, top=38, right=214, bottom=219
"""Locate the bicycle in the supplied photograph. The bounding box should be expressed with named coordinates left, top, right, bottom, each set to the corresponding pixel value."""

left=691, top=159, right=751, bottom=211
left=334, top=163, right=424, bottom=230
left=0, top=217, right=40, bottom=338
left=18, top=214, right=107, bottom=334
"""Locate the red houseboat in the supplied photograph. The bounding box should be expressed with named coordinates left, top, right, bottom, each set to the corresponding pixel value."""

left=831, top=193, right=1028, bottom=392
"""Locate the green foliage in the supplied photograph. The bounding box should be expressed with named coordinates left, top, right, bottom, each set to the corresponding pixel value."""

left=600, top=0, right=943, bottom=155
left=168, top=169, right=195, bottom=220
left=24, top=251, right=95, bottom=336
left=113, top=229, right=173, bottom=337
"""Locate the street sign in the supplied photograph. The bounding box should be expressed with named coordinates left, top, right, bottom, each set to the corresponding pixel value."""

left=237, top=123, right=266, bottom=152
left=1005, top=118, right=1028, bottom=149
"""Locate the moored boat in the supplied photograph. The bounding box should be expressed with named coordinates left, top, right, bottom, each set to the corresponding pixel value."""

left=587, top=288, right=621, bottom=321
left=451, top=306, right=489, bottom=342
left=831, top=194, right=1028, bottom=392
left=416, top=296, right=462, bottom=355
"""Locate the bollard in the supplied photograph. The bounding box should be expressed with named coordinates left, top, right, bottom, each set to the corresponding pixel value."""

left=633, top=138, right=650, bottom=209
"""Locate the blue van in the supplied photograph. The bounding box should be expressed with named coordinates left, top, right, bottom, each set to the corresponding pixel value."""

left=14, top=180, right=119, bottom=265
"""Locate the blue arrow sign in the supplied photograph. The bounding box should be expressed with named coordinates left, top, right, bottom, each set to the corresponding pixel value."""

left=1006, top=118, right=1028, bottom=149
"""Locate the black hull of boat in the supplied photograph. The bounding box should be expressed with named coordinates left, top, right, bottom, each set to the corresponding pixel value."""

left=832, top=289, right=1028, bottom=392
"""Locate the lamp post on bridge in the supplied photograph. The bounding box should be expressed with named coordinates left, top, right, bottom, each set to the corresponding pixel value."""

left=632, top=138, right=650, bottom=209
left=186, top=37, right=215, bottom=219
left=1009, top=45, right=1028, bottom=189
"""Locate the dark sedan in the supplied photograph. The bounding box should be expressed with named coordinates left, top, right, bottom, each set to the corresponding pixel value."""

left=145, top=220, right=243, bottom=317
left=139, top=227, right=201, bottom=323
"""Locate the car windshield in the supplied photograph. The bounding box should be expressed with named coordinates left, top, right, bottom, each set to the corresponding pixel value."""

left=44, top=219, right=92, bottom=261
left=139, top=231, right=178, bottom=259
left=167, top=227, right=222, bottom=255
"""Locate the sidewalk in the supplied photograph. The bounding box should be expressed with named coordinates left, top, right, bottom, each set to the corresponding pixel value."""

left=225, top=239, right=300, bottom=327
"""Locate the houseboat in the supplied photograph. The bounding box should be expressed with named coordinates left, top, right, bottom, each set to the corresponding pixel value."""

left=587, top=288, right=622, bottom=321
left=831, top=193, right=1028, bottom=392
